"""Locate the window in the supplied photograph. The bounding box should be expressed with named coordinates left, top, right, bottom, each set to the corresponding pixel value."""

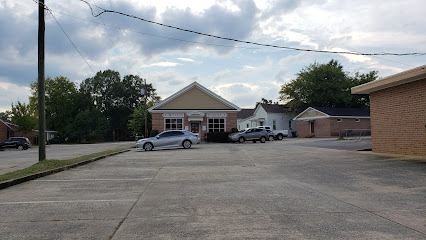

left=208, top=118, right=225, bottom=132
left=246, top=124, right=249, bottom=128
left=337, top=118, right=342, bottom=122
left=355, top=118, right=360, bottom=123
left=259, top=121, right=264, bottom=126
left=165, top=118, right=183, bottom=130
left=288, top=120, right=292, bottom=129
left=273, top=120, right=276, bottom=130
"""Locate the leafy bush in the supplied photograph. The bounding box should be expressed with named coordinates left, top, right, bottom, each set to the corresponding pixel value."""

left=150, top=129, right=159, bottom=137
left=206, top=132, right=231, bottom=143
left=231, top=128, right=238, bottom=133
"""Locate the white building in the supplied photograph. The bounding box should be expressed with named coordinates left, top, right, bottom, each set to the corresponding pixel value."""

left=237, top=104, right=297, bottom=132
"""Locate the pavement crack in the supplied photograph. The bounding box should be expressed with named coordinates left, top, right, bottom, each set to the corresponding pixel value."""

left=108, top=155, right=170, bottom=240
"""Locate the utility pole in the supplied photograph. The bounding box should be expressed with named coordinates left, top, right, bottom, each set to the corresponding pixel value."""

left=144, top=79, right=148, bottom=138
left=38, top=0, right=46, bottom=161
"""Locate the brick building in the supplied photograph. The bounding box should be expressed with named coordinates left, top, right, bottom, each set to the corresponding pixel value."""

left=293, top=107, right=371, bottom=138
left=149, top=82, right=240, bottom=141
left=352, top=65, right=425, bottom=156
left=1, top=119, right=57, bottom=145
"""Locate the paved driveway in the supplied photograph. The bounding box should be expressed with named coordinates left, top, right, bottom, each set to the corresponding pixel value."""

left=0, top=139, right=425, bottom=239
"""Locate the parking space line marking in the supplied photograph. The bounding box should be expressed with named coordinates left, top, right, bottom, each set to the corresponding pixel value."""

left=34, top=178, right=152, bottom=182
left=0, top=199, right=138, bottom=205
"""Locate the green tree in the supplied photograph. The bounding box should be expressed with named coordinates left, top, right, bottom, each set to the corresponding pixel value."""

left=70, top=109, right=110, bottom=142
left=255, top=98, right=278, bottom=107
left=81, top=70, right=160, bottom=140
left=11, top=101, right=37, bottom=133
left=279, top=60, right=377, bottom=112
left=0, top=110, right=12, bottom=121
left=30, top=76, right=80, bottom=139
left=128, top=104, right=154, bottom=138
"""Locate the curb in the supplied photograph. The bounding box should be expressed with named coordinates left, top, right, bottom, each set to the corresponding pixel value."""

left=0, top=149, right=130, bottom=190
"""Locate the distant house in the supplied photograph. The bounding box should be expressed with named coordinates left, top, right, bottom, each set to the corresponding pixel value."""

left=238, top=104, right=297, bottom=132
left=149, top=81, right=240, bottom=141
left=293, top=107, right=370, bottom=138
left=0, top=119, right=16, bottom=142
left=352, top=65, right=425, bottom=156
left=237, top=109, right=255, bottom=130
left=0, top=119, right=57, bottom=144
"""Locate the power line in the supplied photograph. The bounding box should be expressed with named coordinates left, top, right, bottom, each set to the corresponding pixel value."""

left=79, top=0, right=426, bottom=57
left=51, top=7, right=415, bottom=68
left=32, top=0, right=96, bottom=74
left=48, top=9, right=260, bottom=50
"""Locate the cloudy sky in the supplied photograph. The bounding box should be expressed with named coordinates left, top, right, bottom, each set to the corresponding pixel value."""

left=1, top=0, right=425, bottom=112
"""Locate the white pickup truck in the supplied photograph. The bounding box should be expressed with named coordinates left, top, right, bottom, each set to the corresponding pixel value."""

left=255, top=126, right=288, bottom=140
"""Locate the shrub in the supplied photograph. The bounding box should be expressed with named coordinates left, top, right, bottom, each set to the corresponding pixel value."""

left=206, top=132, right=231, bottom=143
left=150, top=129, right=159, bottom=137
left=231, top=128, right=238, bottom=133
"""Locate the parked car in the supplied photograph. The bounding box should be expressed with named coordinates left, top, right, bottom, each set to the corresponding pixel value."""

left=228, top=128, right=268, bottom=143
left=256, top=126, right=288, bottom=140
left=0, top=137, right=32, bottom=151
left=135, top=130, right=200, bottom=151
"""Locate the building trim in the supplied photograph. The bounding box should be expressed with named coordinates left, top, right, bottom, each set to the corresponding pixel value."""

left=148, top=81, right=241, bottom=112
left=351, top=65, right=426, bottom=94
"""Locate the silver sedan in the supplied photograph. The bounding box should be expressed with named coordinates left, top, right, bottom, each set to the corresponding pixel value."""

left=136, top=130, right=201, bottom=151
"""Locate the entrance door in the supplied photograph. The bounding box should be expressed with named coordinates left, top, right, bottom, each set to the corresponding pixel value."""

left=310, top=121, right=315, bottom=133
left=190, top=122, right=200, bottom=134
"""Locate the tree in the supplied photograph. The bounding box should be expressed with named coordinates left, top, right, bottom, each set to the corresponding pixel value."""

left=0, top=110, right=11, bottom=121
left=70, top=109, right=110, bottom=142
left=255, top=98, right=278, bottom=107
left=30, top=76, right=80, bottom=139
left=279, top=60, right=377, bottom=112
left=128, top=105, right=152, bottom=138
left=11, top=101, right=37, bottom=133
left=81, top=70, right=160, bottom=140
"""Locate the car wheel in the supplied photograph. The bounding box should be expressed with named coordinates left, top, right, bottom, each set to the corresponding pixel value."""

left=268, top=136, right=274, bottom=141
left=17, top=145, right=24, bottom=151
left=239, top=137, right=245, bottom=143
left=144, top=143, right=153, bottom=151
left=260, top=137, right=266, bottom=143
left=277, top=134, right=283, bottom=140
left=183, top=140, right=192, bottom=149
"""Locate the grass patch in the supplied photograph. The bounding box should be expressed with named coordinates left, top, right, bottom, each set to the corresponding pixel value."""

left=0, top=148, right=128, bottom=182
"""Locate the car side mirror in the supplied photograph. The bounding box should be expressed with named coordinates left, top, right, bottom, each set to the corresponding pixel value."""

left=156, top=135, right=160, bottom=139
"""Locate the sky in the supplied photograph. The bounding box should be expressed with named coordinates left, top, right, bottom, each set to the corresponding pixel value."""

left=0, top=0, right=425, bottom=112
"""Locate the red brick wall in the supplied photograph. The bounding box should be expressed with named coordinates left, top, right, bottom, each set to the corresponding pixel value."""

left=0, top=122, right=8, bottom=142
left=370, top=79, right=426, bottom=156
left=151, top=112, right=239, bottom=141
left=297, top=117, right=370, bottom=137
left=330, top=118, right=371, bottom=136
left=151, top=113, right=164, bottom=134
left=296, top=118, right=331, bottom=137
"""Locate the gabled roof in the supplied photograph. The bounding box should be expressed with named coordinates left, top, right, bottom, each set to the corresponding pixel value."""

left=0, top=119, right=16, bottom=131
left=314, top=107, right=370, bottom=117
left=149, top=81, right=240, bottom=112
left=237, top=109, right=255, bottom=119
left=260, top=104, right=288, bottom=113
left=352, top=65, right=426, bottom=94
left=293, top=107, right=370, bottom=120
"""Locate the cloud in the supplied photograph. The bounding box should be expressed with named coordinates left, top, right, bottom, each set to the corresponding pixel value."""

left=243, top=65, right=256, bottom=70
left=0, top=80, right=32, bottom=111
left=142, top=61, right=181, bottom=67
left=177, top=57, right=195, bottom=62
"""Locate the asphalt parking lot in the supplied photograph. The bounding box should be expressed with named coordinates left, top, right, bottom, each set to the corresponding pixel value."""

left=0, top=139, right=425, bottom=239
left=0, top=141, right=134, bottom=175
